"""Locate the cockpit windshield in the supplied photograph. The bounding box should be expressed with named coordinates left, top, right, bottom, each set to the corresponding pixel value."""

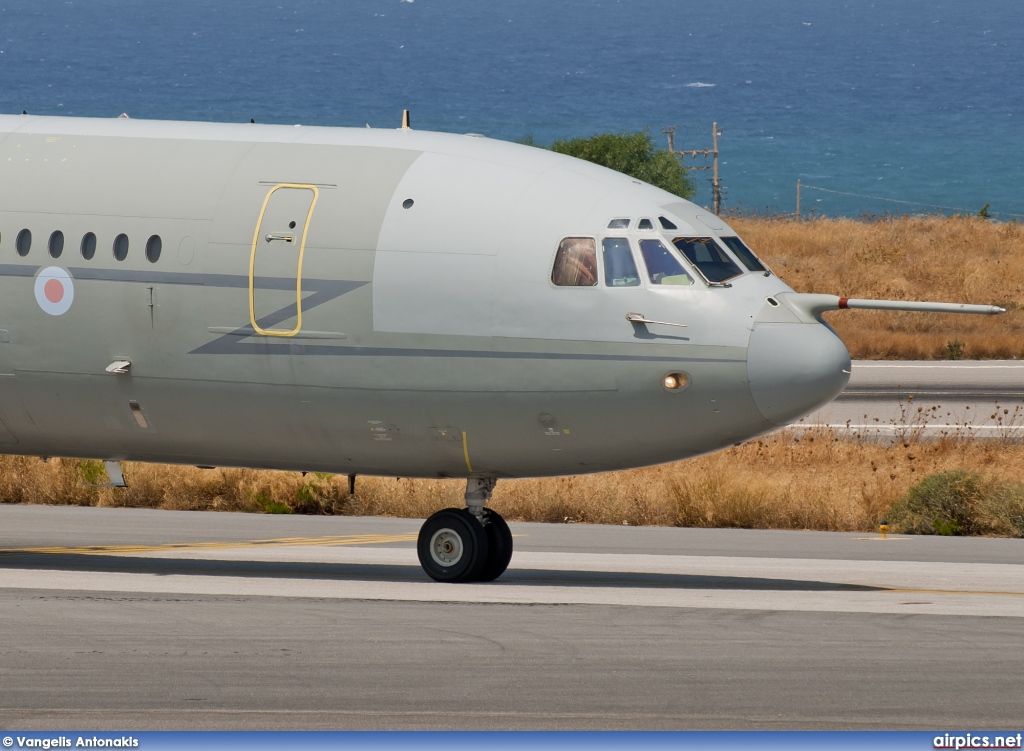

left=551, top=237, right=598, bottom=287
left=719, top=236, right=768, bottom=273
left=603, top=238, right=640, bottom=286
left=672, top=237, right=743, bottom=283
left=638, top=239, right=693, bottom=286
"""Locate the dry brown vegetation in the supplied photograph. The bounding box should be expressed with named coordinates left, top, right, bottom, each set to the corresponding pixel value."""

left=731, top=215, right=1024, bottom=359
left=2, top=429, right=1022, bottom=536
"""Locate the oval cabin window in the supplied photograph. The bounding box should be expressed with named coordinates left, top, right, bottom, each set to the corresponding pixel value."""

left=113, top=234, right=129, bottom=261
left=49, top=231, right=64, bottom=258
left=81, top=232, right=97, bottom=260
left=145, top=235, right=162, bottom=263
left=16, top=229, right=32, bottom=257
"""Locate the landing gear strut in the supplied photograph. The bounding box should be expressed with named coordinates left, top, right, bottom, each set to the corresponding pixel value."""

left=416, top=478, right=513, bottom=583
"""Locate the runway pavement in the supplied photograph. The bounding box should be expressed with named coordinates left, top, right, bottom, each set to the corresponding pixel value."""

left=1, top=505, right=1022, bottom=730
left=804, top=360, right=1024, bottom=438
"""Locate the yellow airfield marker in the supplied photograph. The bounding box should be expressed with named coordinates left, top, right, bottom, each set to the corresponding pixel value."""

left=852, top=520, right=910, bottom=540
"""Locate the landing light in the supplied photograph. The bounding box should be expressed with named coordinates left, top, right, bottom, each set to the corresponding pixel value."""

left=662, top=372, right=690, bottom=391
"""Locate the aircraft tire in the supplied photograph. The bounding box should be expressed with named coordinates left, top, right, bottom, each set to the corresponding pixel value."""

left=476, top=509, right=513, bottom=582
left=417, top=508, right=490, bottom=583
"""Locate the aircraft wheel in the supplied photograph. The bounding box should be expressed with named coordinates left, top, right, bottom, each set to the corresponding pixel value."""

left=417, top=508, right=489, bottom=583
left=476, top=509, right=513, bottom=582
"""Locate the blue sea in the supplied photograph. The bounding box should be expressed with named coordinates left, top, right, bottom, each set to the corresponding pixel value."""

left=0, top=0, right=1020, bottom=218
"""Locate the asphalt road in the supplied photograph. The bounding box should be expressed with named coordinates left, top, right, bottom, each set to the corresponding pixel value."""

left=805, top=360, right=1024, bottom=437
left=1, top=506, right=1022, bottom=730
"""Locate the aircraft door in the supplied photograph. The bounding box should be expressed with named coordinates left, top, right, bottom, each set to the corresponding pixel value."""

left=249, top=184, right=320, bottom=336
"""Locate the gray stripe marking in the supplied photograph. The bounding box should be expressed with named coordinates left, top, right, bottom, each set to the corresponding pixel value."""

left=66, top=267, right=364, bottom=293
left=0, top=264, right=40, bottom=277
left=0, top=264, right=741, bottom=365
left=189, top=337, right=741, bottom=363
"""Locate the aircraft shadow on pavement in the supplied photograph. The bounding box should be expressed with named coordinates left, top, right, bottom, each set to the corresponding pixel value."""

left=0, top=552, right=883, bottom=592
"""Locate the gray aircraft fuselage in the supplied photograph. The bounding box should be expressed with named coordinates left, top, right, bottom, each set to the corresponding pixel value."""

left=0, top=114, right=877, bottom=479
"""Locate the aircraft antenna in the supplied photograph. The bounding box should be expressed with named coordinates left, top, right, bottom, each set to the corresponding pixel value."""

left=401, top=109, right=411, bottom=129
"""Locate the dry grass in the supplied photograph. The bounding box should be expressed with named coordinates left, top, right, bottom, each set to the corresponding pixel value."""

left=731, top=215, right=1024, bottom=359
left=2, top=430, right=1022, bottom=535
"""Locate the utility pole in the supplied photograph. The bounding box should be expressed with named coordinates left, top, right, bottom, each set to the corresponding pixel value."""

left=796, top=179, right=801, bottom=221
left=662, top=122, right=723, bottom=215
left=711, top=123, right=721, bottom=215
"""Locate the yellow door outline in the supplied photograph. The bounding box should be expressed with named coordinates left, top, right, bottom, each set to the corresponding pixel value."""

left=248, top=183, right=320, bottom=337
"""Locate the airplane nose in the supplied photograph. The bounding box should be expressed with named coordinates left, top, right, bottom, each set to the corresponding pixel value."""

left=747, top=323, right=851, bottom=426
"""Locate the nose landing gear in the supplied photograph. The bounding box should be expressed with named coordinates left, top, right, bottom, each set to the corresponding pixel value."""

left=418, top=508, right=490, bottom=582
left=477, top=508, right=513, bottom=582
left=416, top=478, right=513, bottom=583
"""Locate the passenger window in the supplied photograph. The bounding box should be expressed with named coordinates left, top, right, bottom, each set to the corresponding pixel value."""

left=720, top=235, right=767, bottom=273
left=113, top=234, right=129, bottom=261
left=672, top=237, right=743, bottom=283
left=16, top=229, right=31, bottom=257
left=145, top=235, right=162, bottom=263
left=81, top=232, right=97, bottom=260
left=638, top=239, right=693, bottom=286
left=49, top=231, right=64, bottom=259
left=637, top=218, right=654, bottom=230
left=551, top=237, right=598, bottom=287
left=602, top=238, right=640, bottom=287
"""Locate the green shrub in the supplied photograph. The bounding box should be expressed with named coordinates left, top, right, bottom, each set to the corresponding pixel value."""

left=889, top=470, right=1024, bottom=537
left=978, top=482, right=1024, bottom=537
left=252, top=492, right=293, bottom=515
left=293, top=475, right=336, bottom=514
left=79, top=459, right=107, bottom=486
left=889, top=470, right=983, bottom=535
left=945, top=340, right=966, bottom=360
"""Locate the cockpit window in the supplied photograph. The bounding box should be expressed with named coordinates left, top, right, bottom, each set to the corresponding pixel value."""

left=638, top=239, right=693, bottom=286
left=672, top=237, right=743, bottom=283
left=551, top=237, right=598, bottom=287
left=637, top=218, right=654, bottom=230
left=602, top=238, right=640, bottom=287
left=719, top=235, right=768, bottom=273
left=607, top=218, right=630, bottom=229
left=658, top=216, right=678, bottom=230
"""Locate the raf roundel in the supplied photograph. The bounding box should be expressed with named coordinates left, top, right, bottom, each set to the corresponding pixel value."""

left=34, top=266, right=75, bottom=316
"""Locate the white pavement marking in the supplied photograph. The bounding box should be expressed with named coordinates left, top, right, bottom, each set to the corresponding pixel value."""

left=851, top=362, right=1024, bottom=368
left=853, top=364, right=1024, bottom=369
left=795, top=424, right=1024, bottom=433
left=3, top=546, right=1022, bottom=618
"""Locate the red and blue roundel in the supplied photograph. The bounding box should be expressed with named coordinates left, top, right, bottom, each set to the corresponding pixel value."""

left=34, top=267, right=75, bottom=316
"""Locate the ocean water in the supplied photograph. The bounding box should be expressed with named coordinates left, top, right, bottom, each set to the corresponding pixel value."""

left=0, top=0, right=1020, bottom=218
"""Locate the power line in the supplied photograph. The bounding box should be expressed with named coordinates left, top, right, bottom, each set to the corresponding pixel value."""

left=800, top=184, right=1024, bottom=219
